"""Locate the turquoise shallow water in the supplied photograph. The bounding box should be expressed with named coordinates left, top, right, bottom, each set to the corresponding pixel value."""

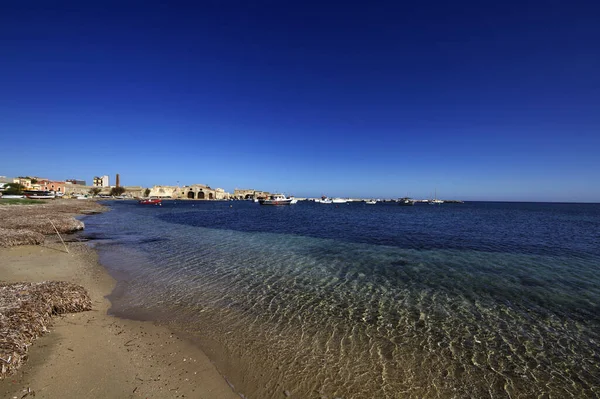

left=82, top=201, right=600, bottom=398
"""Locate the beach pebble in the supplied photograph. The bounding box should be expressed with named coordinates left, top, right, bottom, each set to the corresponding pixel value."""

left=284, top=390, right=291, bottom=397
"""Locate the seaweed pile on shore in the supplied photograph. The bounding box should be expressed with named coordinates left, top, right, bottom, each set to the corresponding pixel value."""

left=0, top=228, right=45, bottom=247
left=0, top=281, right=92, bottom=378
left=0, top=200, right=106, bottom=247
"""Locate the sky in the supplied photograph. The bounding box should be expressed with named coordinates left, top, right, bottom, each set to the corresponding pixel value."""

left=1, top=1, right=599, bottom=202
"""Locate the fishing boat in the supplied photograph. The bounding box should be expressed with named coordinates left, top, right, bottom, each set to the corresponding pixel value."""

left=366, top=200, right=377, bottom=205
left=259, top=194, right=295, bottom=205
left=315, top=196, right=333, bottom=204
left=24, top=191, right=56, bottom=199
left=139, top=198, right=162, bottom=205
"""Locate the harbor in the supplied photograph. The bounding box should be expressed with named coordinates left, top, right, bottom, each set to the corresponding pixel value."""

left=2, top=1, right=598, bottom=397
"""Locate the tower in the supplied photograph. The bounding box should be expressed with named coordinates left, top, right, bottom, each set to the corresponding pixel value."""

left=116, top=173, right=120, bottom=187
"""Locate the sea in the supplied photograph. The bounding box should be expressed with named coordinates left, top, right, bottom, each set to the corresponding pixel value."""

left=79, top=200, right=600, bottom=399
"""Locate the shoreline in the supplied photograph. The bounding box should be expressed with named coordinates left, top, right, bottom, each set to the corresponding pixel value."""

left=0, top=223, right=239, bottom=398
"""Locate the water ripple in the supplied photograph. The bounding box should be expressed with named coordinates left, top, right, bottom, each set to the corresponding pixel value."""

left=87, top=201, right=600, bottom=398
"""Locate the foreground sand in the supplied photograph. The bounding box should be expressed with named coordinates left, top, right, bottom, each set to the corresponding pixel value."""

left=0, top=240, right=240, bottom=398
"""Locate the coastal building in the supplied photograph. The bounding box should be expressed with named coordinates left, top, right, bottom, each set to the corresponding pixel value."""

left=38, top=180, right=67, bottom=193
left=148, top=185, right=180, bottom=198
left=213, top=188, right=230, bottom=200
left=93, top=175, right=110, bottom=187
left=14, top=177, right=33, bottom=189
left=182, top=184, right=230, bottom=200
left=233, top=188, right=271, bottom=200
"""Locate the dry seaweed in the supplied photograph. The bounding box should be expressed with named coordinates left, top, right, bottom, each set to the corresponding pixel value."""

left=0, top=199, right=106, bottom=245
left=0, top=281, right=92, bottom=378
left=0, top=228, right=45, bottom=248
left=0, top=216, right=84, bottom=235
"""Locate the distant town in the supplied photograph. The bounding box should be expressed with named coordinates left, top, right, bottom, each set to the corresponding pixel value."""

left=0, top=174, right=463, bottom=204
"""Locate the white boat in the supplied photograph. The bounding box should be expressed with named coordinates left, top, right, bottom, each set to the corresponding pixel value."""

left=331, top=198, right=347, bottom=204
left=365, top=200, right=377, bottom=205
left=26, top=194, right=56, bottom=199
left=1, top=195, right=25, bottom=199
left=259, top=194, right=295, bottom=205
left=315, top=196, right=333, bottom=204
left=428, top=189, right=443, bottom=205
left=398, top=197, right=415, bottom=206
left=24, top=191, right=56, bottom=199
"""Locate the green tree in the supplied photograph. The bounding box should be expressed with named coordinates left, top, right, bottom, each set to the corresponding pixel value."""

left=3, top=183, right=25, bottom=195
left=144, top=188, right=151, bottom=197
left=110, top=186, right=126, bottom=196
left=89, top=187, right=102, bottom=196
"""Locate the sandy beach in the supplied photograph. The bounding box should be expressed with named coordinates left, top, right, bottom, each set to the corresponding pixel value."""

left=0, top=203, right=239, bottom=398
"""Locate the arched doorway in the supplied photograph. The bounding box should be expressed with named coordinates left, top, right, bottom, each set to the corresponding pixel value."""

left=198, top=191, right=205, bottom=199
left=209, top=193, right=214, bottom=200
left=187, top=191, right=195, bottom=199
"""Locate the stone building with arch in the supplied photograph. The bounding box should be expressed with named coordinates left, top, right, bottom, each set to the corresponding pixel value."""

left=182, top=184, right=230, bottom=200
left=233, top=188, right=271, bottom=200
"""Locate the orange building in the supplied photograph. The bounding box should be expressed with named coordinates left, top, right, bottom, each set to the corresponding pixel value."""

left=39, top=180, right=67, bottom=193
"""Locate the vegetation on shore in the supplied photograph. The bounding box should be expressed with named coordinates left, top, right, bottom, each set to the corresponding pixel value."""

left=109, top=186, right=126, bottom=196
left=0, top=199, right=47, bottom=205
left=1, top=183, right=25, bottom=196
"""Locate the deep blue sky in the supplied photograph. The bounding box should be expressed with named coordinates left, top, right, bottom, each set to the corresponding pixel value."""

left=1, top=1, right=599, bottom=201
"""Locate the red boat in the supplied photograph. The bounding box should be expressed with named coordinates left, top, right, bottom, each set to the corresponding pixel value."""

left=139, top=198, right=162, bottom=205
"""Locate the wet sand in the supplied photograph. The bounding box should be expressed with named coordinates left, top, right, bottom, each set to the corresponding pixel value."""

left=0, top=239, right=240, bottom=398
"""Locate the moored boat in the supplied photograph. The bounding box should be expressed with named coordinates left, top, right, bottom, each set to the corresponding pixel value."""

left=259, top=194, right=295, bottom=205
left=315, top=196, right=333, bottom=204
left=428, top=189, right=443, bottom=205
left=24, top=191, right=56, bottom=199
left=398, top=197, right=415, bottom=206
left=331, top=198, right=348, bottom=204
left=139, top=198, right=162, bottom=205
left=365, top=200, right=377, bottom=205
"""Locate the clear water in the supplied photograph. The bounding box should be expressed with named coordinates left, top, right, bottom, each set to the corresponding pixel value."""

left=82, top=201, right=600, bottom=398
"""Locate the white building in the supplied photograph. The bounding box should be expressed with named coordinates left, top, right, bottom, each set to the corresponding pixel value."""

left=93, top=175, right=110, bottom=187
